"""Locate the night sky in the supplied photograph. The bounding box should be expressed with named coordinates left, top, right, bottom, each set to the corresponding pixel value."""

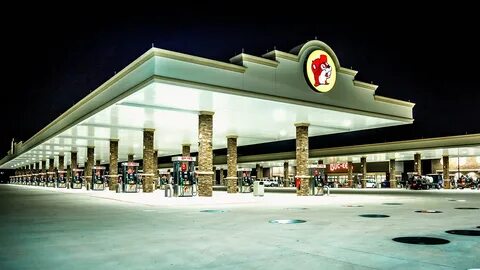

left=3, top=7, right=479, bottom=157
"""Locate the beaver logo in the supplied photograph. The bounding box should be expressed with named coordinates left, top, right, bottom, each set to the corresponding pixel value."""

left=305, top=49, right=336, bottom=92
left=311, top=54, right=331, bottom=86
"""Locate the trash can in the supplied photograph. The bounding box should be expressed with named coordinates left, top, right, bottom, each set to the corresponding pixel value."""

left=253, top=181, right=264, bottom=196
left=165, top=184, right=173, bottom=197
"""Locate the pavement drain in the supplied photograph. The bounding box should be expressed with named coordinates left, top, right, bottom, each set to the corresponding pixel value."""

left=343, top=205, right=363, bottom=207
left=285, top=208, right=309, bottom=210
left=445, top=230, right=480, bottom=236
left=454, top=207, right=479, bottom=210
left=269, top=219, right=306, bottom=224
left=200, top=210, right=225, bottom=213
left=392, top=237, right=450, bottom=245
left=359, top=214, right=390, bottom=218
left=383, top=203, right=403, bottom=205
left=414, top=210, right=443, bottom=213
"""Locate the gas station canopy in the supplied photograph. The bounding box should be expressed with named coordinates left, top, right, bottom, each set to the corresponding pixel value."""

left=1, top=40, right=414, bottom=169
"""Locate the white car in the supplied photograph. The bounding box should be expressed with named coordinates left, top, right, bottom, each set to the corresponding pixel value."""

left=365, top=180, right=376, bottom=188
left=262, top=179, right=279, bottom=187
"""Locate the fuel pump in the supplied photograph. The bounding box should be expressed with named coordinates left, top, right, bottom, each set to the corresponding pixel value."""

left=56, top=170, right=67, bottom=188
left=46, top=172, right=56, bottom=187
left=92, top=166, right=106, bottom=190
left=39, top=173, right=46, bottom=187
left=25, top=174, right=31, bottom=185
left=238, top=168, right=253, bottom=193
left=31, top=174, right=38, bottom=186
left=121, top=162, right=139, bottom=193
left=71, top=169, right=84, bottom=189
left=172, top=156, right=196, bottom=197
left=158, top=169, right=170, bottom=189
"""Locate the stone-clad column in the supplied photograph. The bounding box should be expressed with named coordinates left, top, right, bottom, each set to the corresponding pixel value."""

left=85, top=147, right=94, bottom=190
left=226, top=136, right=238, bottom=193
left=109, top=140, right=119, bottom=191
left=256, top=164, right=261, bottom=180
left=389, top=159, right=396, bottom=188
left=49, top=158, right=54, bottom=172
left=361, top=157, right=367, bottom=188
left=35, top=162, right=40, bottom=178
left=414, top=153, right=422, bottom=175
left=143, top=129, right=155, bottom=193
left=220, top=168, right=225, bottom=186
left=153, top=150, right=158, bottom=189
left=58, top=155, right=64, bottom=171
left=29, top=163, right=33, bottom=183
left=347, top=161, right=353, bottom=187
left=69, top=151, right=77, bottom=189
left=213, top=166, right=217, bottom=186
left=295, top=123, right=310, bottom=196
left=283, top=162, right=289, bottom=187
left=182, top=144, right=190, bottom=157
left=41, top=160, right=46, bottom=175
left=49, top=158, right=54, bottom=185
left=197, top=111, right=214, bottom=197
left=71, top=152, right=77, bottom=170
left=442, top=155, right=450, bottom=189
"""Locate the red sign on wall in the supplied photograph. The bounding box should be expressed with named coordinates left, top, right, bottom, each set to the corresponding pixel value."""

left=327, top=163, right=350, bottom=173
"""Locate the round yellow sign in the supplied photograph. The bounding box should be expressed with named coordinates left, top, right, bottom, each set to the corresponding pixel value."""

left=305, top=50, right=336, bottom=93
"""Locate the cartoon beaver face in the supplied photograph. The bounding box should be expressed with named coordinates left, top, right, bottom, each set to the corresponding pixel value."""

left=311, top=54, right=332, bottom=87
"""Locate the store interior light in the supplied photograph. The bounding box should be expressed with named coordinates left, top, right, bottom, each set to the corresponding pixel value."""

left=458, top=157, right=466, bottom=166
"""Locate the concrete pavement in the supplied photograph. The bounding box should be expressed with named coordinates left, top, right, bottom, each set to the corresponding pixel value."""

left=0, top=184, right=479, bottom=269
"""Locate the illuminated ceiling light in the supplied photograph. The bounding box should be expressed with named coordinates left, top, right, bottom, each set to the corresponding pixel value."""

left=273, top=109, right=286, bottom=122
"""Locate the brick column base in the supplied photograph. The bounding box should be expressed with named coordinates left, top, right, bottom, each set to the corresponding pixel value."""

left=198, top=173, right=213, bottom=197
left=444, top=179, right=451, bottom=189
left=225, top=177, right=237, bottom=193
left=296, top=176, right=311, bottom=196
left=390, top=180, right=397, bottom=188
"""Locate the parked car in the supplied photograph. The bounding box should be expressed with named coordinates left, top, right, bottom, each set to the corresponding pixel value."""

left=365, top=180, right=376, bottom=188
left=263, top=179, right=279, bottom=187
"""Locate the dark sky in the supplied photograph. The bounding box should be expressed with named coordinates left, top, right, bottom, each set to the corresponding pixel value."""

left=3, top=6, right=480, bottom=156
